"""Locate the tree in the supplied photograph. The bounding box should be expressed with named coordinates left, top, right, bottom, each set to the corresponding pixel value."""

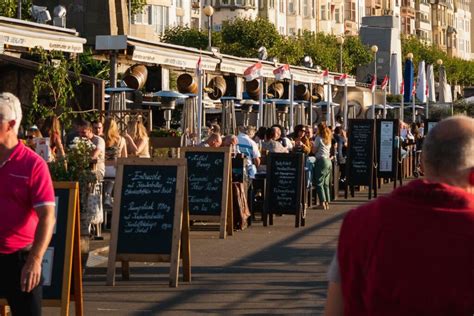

left=130, top=0, right=147, bottom=15
left=79, top=47, right=110, bottom=80
left=219, top=18, right=281, bottom=58
left=161, top=26, right=209, bottom=50
left=0, top=0, right=32, bottom=20
left=29, top=48, right=81, bottom=129
left=270, top=37, right=304, bottom=65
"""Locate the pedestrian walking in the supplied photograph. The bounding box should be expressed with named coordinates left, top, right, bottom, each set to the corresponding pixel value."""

left=0, top=92, right=56, bottom=315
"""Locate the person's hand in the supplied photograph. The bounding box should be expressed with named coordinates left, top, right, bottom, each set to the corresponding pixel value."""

left=21, top=255, right=42, bottom=292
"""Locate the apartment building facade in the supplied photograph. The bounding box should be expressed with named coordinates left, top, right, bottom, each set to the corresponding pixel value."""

left=32, top=0, right=471, bottom=60
left=415, top=0, right=432, bottom=44
left=455, top=0, right=471, bottom=60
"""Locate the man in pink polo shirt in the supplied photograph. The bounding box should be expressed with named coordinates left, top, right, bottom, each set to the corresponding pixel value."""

left=0, top=92, right=56, bottom=315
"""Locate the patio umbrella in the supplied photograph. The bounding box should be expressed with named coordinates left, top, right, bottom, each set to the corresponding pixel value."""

left=221, top=97, right=238, bottom=135
left=389, top=53, right=402, bottom=96
left=438, top=65, right=452, bottom=103
left=416, top=61, right=427, bottom=104
left=403, top=58, right=414, bottom=103
left=426, top=64, right=436, bottom=102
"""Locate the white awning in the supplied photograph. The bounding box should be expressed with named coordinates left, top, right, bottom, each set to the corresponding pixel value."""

left=0, top=17, right=85, bottom=53
left=128, top=37, right=220, bottom=71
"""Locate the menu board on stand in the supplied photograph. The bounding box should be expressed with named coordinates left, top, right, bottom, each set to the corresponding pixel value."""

left=183, top=147, right=233, bottom=239
left=264, top=152, right=305, bottom=227
left=376, top=119, right=400, bottom=187
left=106, top=158, right=190, bottom=287
left=0, top=182, right=83, bottom=316
left=346, top=119, right=377, bottom=199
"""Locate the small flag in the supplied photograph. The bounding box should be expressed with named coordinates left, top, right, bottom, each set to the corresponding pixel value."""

left=336, top=73, right=347, bottom=84
left=195, top=56, right=202, bottom=76
left=370, top=75, right=377, bottom=93
left=412, top=81, right=416, bottom=96
left=323, top=69, right=329, bottom=82
left=400, top=80, right=404, bottom=95
left=244, top=62, right=262, bottom=81
left=381, top=75, right=389, bottom=90
left=425, top=83, right=429, bottom=97
left=273, top=64, right=291, bottom=81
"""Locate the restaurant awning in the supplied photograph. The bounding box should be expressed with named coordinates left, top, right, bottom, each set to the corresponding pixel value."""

left=0, top=17, right=86, bottom=53
left=124, top=36, right=354, bottom=86
left=128, top=36, right=220, bottom=71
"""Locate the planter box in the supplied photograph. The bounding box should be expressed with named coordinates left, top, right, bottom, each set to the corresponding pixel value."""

left=150, top=136, right=184, bottom=158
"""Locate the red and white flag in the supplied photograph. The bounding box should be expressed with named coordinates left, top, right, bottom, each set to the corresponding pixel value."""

left=195, top=56, right=202, bottom=76
left=380, top=75, right=389, bottom=90
left=323, top=69, right=329, bottom=82
left=400, top=80, right=404, bottom=95
left=370, top=75, right=377, bottom=93
left=335, top=73, right=347, bottom=84
left=244, top=62, right=262, bottom=81
left=412, top=81, right=417, bottom=96
left=273, top=64, right=291, bottom=81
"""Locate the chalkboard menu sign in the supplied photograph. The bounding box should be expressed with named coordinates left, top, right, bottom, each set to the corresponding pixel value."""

left=347, top=119, right=375, bottom=186
left=424, top=119, right=439, bottom=136
left=183, top=147, right=233, bottom=238
left=116, top=165, right=178, bottom=254
left=107, top=158, right=190, bottom=287
left=376, top=119, right=399, bottom=179
left=185, top=151, right=226, bottom=216
left=265, top=153, right=305, bottom=225
left=0, top=182, right=83, bottom=315
left=43, top=187, right=73, bottom=300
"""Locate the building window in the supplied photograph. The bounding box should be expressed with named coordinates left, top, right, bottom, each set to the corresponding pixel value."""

left=150, top=5, right=170, bottom=35
left=288, top=0, right=295, bottom=13
left=289, top=27, right=295, bottom=35
left=133, top=5, right=152, bottom=25
left=280, top=0, right=285, bottom=12
left=222, top=0, right=229, bottom=4
left=269, top=0, right=275, bottom=8
left=176, top=15, right=183, bottom=26
left=236, top=0, right=244, bottom=5
left=176, top=0, right=183, bottom=8
left=321, top=5, right=326, bottom=20
left=303, top=0, right=308, bottom=16
left=335, top=8, right=340, bottom=23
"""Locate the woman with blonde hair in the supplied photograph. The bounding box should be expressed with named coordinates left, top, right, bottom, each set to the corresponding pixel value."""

left=124, top=119, right=150, bottom=158
left=103, top=117, right=128, bottom=207
left=45, top=115, right=65, bottom=160
left=312, top=122, right=333, bottom=210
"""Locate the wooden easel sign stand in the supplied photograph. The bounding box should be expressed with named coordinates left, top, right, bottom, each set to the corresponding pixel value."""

left=182, top=147, right=233, bottom=239
left=106, top=158, right=191, bottom=287
left=1, top=182, right=83, bottom=316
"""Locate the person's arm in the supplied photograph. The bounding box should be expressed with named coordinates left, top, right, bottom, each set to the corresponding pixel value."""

left=324, top=282, right=344, bottom=316
left=21, top=204, right=56, bottom=292
left=120, top=137, right=128, bottom=158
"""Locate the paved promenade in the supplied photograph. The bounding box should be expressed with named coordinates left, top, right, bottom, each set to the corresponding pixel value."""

left=47, top=183, right=395, bottom=316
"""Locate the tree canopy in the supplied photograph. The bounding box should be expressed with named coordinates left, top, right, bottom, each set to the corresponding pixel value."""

left=162, top=18, right=372, bottom=76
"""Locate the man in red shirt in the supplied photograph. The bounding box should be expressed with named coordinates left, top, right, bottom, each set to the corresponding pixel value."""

left=325, top=115, right=474, bottom=315
left=0, top=93, right=56, bottom=315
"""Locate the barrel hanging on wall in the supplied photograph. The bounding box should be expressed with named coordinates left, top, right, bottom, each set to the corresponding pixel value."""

left=268, top=81, right=284, bottom=99
left=245, top=79, right=260, bottom=101
left=177, top=73, right=198, bottom=94
left=123, top=64, right=148, bottom=90
left=294, top=84, right=310, bottom=101
left=207, top=76, right=227, bottom=100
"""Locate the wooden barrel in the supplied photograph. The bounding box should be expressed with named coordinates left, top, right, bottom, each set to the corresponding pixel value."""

left=123, top=64, right=148, bottom=90
left=268, top=81, right=284, bottom=99
left=295, top=84, right=311, bottom=101
left=177, top=73, right=198, bottom=94
left=207, top=76, right=227, bottom=100
left=245, top=79, right=260, bottom=101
